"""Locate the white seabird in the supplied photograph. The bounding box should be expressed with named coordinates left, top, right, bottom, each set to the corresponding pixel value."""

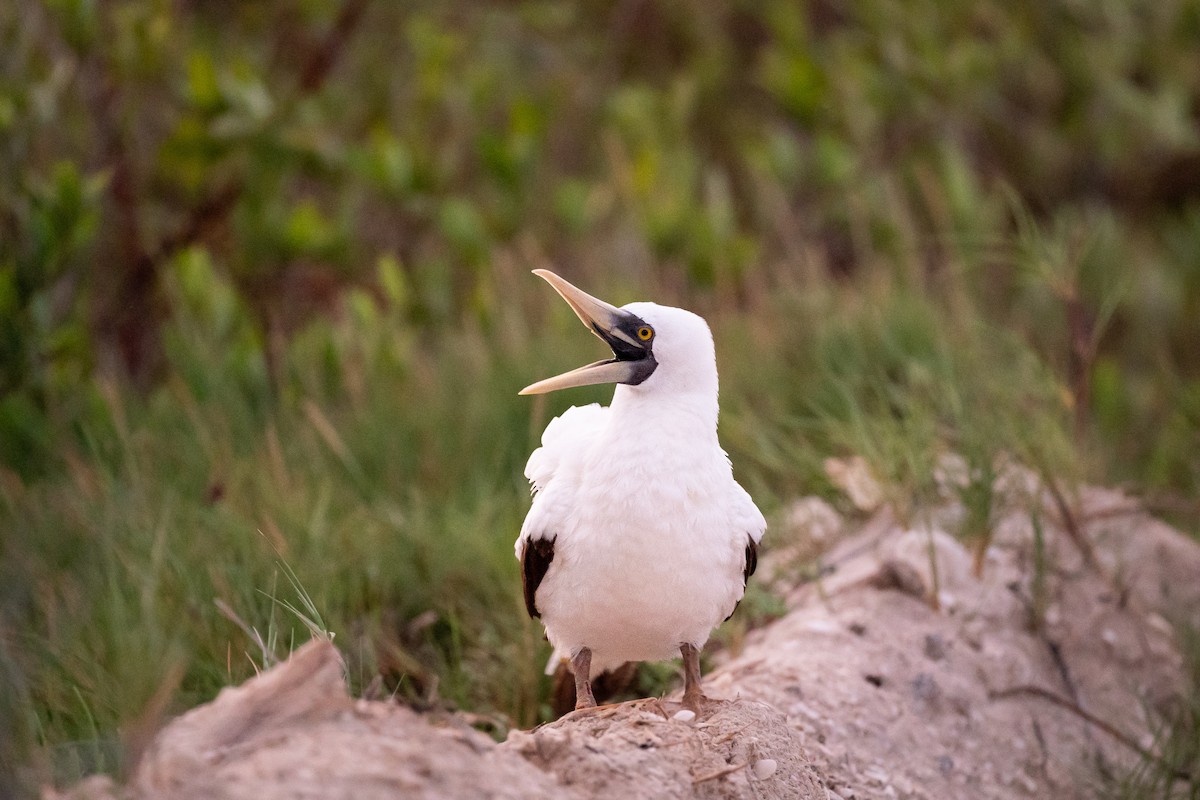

left=516, top=269, right=766, bottom=712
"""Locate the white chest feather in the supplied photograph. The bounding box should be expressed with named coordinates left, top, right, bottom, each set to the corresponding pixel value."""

left=523, top=399, right=760, bottom=672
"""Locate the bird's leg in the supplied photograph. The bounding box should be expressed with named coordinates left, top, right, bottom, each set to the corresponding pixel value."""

left=681, top=642, right=707, bottom=712
left=572, top=647, right=596, bottom=710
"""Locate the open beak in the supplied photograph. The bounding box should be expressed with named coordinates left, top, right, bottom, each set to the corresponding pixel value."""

left=519, top=269, right=657, bottom=395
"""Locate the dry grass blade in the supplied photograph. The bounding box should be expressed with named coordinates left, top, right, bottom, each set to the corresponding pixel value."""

left=692, top=760, right=748, bottom=784
left=214, top=598, right=274, bottom=668
left=989, top=685, right=1195, bottom=783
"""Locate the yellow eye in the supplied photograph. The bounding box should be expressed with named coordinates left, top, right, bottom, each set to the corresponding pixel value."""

left=636, top=326, right=653, bottom=341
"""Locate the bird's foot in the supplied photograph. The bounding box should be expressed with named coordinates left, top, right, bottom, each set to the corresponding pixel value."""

left=573, top=688, right=597, bottom=712
left=681, top=690, right=724, bottom=716
left=561, top=701, right=617, bottom=720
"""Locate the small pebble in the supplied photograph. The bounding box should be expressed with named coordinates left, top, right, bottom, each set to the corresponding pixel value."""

left=923, top=633, right=947, bottom=661
left=911, top=672, right=941, bottom=703
left=672, top=709, right=696, bottom=723
left=802, top=618, right=843, bottom=635
left=864, top=765, right=890, bottom=784
left=753, top=759, right=778, bottom=779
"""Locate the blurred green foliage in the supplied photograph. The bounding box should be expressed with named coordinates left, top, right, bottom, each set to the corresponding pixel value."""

left=2, top=0, right=1200, bottom=794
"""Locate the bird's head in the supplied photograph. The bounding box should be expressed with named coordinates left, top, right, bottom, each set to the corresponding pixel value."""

left=519, top=270, right=717, bottom=398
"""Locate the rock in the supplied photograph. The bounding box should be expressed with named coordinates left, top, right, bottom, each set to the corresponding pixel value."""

left=923, top=633, right=947, bottom=661
left=786, top=497, right=844, bottom=543
left=131, top=640, right=565, bottom=800
left=42, top=775, right=122, bottom=800
left=824, top=456, right=885, bottom=512
left=712, top=484, right=1200, bottom=800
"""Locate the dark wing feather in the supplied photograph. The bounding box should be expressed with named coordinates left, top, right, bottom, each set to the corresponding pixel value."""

left=744, top=536, right=758, bottom=585
left=521, top=536, right=556, bottom=619
left=725, top=535, right=760, bottom=622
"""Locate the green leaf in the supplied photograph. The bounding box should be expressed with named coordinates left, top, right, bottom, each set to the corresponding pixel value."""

left=0, top=93, right=16, bottom=131
left=285, top=200, right=341, bottom=257
left=377, top=254, right=409, bottom=308
left=437, top=198, right=488, bottom=262
left=186, top=51, right=222, bottom=112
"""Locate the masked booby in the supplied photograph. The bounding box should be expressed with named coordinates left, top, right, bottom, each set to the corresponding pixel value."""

left=516, top=270, right=766, bottom=712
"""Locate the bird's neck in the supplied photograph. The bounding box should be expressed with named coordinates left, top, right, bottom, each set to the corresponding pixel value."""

left=609, top=385, right=720, bottom=442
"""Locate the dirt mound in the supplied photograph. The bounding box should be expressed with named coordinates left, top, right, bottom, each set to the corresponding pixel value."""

left=507, top=699, right=824, bottom=798
left=47, top=478, right=1200, bottom=799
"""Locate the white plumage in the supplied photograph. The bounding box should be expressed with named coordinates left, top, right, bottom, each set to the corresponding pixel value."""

left=516, top=288, right=766, bottom=704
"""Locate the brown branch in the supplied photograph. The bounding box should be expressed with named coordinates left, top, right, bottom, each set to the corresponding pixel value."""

left=85, top=62, right=144, bottom=270
left=299, top=0, right=371, bottom=92
left=79, top=42, right=167, bottom=378
left=989, top=685, right=1194, bottom=782
left=148, top=181, right=243, bottom=266
left=1039, top=468, right=1097, bottom=569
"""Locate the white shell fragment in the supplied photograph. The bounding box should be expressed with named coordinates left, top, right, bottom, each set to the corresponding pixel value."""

left=753, top=758, right=778, bottom=779
left=672, top=709, right=697, bottom=723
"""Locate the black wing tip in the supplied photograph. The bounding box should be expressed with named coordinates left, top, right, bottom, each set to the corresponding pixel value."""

left=726, top=536, right=761, bottom=622
left=744, top=536, right=759, bottom=584
left=521, top=536, right=556, bottom=619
